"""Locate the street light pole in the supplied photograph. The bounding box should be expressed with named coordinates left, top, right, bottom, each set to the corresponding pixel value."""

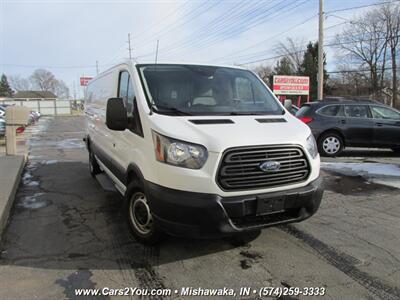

left=317, top=0, right=324, bottom=100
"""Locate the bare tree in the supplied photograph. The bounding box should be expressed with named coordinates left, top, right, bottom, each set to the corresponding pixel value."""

left=380, top=2, right=400, bottom=108
left=8, top=75, right=31, bottom=91
left=253, top=64, right=273, bottom=85
left=329, top=63, right=372, bottom=99
left=30, top=69, right=58, bottom=92
left=335, top=10, right=388, bottom=99
left=54, top=80, right=70, bottom=99
left=275, top=37, right=306, bottom=73
left=29, top=69, right=70, bottom=98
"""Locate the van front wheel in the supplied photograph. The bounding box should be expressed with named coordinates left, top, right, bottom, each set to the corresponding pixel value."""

left=125, top=182, right=161, bottom=245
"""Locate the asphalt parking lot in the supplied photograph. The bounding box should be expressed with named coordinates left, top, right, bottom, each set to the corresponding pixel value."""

left=0, top=116, right=399, bottom=300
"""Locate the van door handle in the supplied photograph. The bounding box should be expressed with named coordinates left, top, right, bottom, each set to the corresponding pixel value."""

left=376, top=122, right=383, bottom=127
left=340, top=119, right=346, bottom=124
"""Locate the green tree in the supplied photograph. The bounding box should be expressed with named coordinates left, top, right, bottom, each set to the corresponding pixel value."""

left=274, top=56, right=295, bottom=75
left=0, top=74, right=14, bottom=97
left=300, top=42, right=329, bottom=100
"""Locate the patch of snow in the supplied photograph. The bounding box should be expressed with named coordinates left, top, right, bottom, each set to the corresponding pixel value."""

left=321, top=162, right=400, bottom=189
left=321, top=162, right=400, bottom=178
left=44, top=159, right=58, bottom=165
left=18, top=193, right=49, bottom=210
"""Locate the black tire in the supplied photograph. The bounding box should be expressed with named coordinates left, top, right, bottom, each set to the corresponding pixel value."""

left=318, top=132, right=344, bottom=157
left=89, top=151, right=102, bottom=177
left=124, top=181, right=161, bottom=245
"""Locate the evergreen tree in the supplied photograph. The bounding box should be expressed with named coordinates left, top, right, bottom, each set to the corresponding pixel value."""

left=299, top=42, right=329, bottom=100
left=0, top=74, right=14, bottom=97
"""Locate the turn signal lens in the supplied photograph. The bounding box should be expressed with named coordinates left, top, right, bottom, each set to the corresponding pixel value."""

left=299, top=117, right=313, bottom=124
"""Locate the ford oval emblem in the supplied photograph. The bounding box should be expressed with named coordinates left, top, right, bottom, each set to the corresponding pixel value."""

left=259, top=161, right=281, bottom=172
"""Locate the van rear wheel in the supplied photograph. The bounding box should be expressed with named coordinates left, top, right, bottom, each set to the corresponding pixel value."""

left=89, top=151, right=102, bottom=177
left=124, top=182, right=161, bottom=245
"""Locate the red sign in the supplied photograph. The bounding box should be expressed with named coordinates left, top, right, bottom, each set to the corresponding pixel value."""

left=80, top=77, right=93, bottom=86
left=273, top=75, right=309, bottom=95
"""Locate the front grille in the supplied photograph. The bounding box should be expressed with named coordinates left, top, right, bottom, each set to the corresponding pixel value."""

left=217, top=145, right=310, bottom=191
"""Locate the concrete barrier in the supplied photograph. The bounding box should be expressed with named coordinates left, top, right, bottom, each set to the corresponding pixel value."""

left=0, top=155, right=25, bottom=241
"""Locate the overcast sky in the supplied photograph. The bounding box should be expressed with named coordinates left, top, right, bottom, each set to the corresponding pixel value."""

left=0, top=0, right=381, bottom=97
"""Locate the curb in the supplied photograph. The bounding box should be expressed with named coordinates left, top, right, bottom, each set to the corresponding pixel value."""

left=0, top=155, right=26, bottom=242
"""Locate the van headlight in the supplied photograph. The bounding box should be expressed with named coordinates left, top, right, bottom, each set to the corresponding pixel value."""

left=152, top=131, right=208, bottom=169
left=306, top=134, right=318, bottom=159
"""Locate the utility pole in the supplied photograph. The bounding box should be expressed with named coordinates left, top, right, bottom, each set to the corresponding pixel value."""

left=317, top=0, right=324, bottom=100
left=128, top=33, right=132, bottom=60
left=73, top=81, right=77, bottom=100
left=96, top=60, right=99, bottom=75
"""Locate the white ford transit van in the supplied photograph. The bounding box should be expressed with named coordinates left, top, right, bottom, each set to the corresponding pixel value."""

left=85, top=61, right=323, bottom=244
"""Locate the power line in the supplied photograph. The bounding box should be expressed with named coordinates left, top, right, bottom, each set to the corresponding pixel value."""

left=131, top=0, right=190, bottom=41
left=238, top=34, right=400, bottom=65
left=327, top=67, right=400, bottom=74
left=142, top=0, right=265, bottom=58
left=137, top=0, right=270, bottom=59
left=211, top=12, right=318, bottom=63
left=135, top=0, right=219, bottom=51
left=0, top=63, right=99, bottom=69
left=158, top=0, right=313, bottom=60
left=326, top=0, right=400, bottom=14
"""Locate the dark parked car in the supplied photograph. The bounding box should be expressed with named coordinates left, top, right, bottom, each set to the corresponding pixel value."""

left=296, top=100, right=400, bottom=156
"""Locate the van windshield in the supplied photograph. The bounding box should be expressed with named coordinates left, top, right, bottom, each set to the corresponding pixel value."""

left=137, top=64, right=282, bottom=116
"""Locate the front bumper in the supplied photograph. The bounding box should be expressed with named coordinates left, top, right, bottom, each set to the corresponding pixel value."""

left=145, top=177, right=323, bottom=238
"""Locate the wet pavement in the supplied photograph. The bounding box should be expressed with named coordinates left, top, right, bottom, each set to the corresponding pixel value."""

left=0, top=116, right=399, bottom=300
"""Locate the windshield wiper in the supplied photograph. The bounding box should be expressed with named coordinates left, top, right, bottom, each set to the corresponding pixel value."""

left=152, top=104, right=193, bottom=116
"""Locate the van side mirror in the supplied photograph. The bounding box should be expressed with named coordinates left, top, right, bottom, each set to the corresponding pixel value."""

left=283, top=99, right=293, bottom=110
left=106, top=98, right=128, bottom=131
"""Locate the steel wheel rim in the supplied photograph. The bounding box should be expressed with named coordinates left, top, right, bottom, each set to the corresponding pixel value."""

left=129, top=192, right=153, bottom=235
left=323, top=136, right=340, bottom=154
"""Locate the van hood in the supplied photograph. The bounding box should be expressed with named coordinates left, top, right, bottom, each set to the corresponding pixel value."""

left=150, top=114, right=312, bottom=153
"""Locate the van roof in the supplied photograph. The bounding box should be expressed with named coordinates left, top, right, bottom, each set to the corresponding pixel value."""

left=100, top=60, right=248, bottom=74
left=135, top=61, right=248, bottom=70
left=91, top=60, right=251, bottom=84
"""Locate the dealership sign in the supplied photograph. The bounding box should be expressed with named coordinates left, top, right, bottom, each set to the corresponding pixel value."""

left=273, top=75, right=309, bottom=95
left=80, top=77, right=93, bottom=86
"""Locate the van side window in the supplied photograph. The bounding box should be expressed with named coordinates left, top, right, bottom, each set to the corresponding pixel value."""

left=118, top=71, right=129, bottom=108
left=126, top=76, right=135, bottom=118
left=118, top=71, right=143, bottom=137
left=118, top=71, right=135, bottom=118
